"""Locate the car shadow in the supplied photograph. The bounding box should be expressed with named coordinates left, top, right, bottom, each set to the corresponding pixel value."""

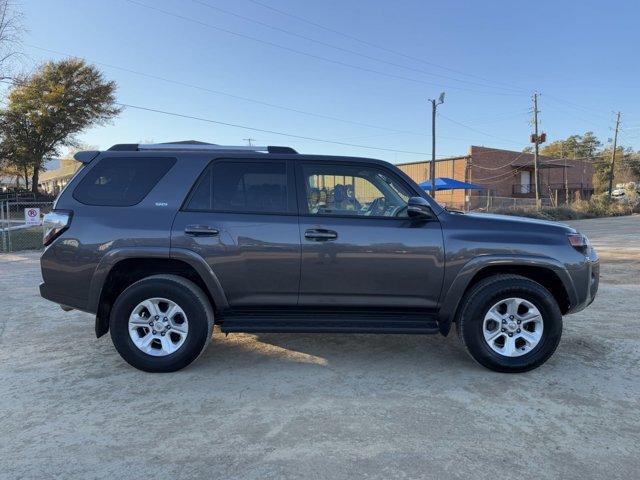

left=195, top=328, right=472, bottom=373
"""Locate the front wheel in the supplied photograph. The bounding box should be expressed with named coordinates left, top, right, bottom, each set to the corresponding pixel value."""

left=109, top=275, right=214, bottom=372
left=457, top=275, right=563, bottom=373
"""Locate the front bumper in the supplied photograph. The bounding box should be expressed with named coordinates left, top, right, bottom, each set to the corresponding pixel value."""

left=566, top=254, right=599, bottom=315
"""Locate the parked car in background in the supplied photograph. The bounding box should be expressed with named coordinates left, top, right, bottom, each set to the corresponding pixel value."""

left=40, top=142, right=599, bottom=373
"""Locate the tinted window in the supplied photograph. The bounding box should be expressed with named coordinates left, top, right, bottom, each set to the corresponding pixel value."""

left=302, top=164, right=411, bottom=217
left=73, top=157, right=175, bottom=206
left=186, top=167, right=212, bottom=210
left=187, top=161, right=288, bottom=213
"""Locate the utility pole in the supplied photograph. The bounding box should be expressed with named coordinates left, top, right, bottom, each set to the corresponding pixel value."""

left=608, top=112, right=621, bottom=197
left=428, top=92, right=445, bottom=196
left=566, top=149, right=574, bottom=205
left=532, top=92, right=541, bottom=207
left=243, top=138, right=255, bottom=147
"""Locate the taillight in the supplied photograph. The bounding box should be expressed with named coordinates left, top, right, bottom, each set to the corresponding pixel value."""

left=567, top=233, right=589, bottom=253
left=43, top=210, right=73, bottom=246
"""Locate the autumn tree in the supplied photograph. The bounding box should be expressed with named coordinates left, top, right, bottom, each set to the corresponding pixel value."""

left=540, top=131, right=602, bottom=159
left=0, top=59, right=122, bottom=192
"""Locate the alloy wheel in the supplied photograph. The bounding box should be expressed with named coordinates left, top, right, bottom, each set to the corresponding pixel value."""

left=128, top=297, right=189, bottom=356
left=482, top=297, right=544, bottom=357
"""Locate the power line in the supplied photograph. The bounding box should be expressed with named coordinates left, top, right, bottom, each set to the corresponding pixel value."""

left=24, top=44, right=430, bottom=137
left=191, top=0, right=524, bottom=94
left=437, top=112, right=524, bottom=146
left=541, top=100, right=609, bottom=130
left=125, top=0, right=524, bottom=96
left=472, top=151, right=529, bottom=171
left=456, top=109, right=530, bottom=125
left=0, top=76, right=440, bottom=154
left=26, top=44, right=504, bottom=145
left=115, top=102, right=450, bottom=156
left=474, top=165, right=528, bottom=183
left=246, top=0, right=529, bottom=93
left=543, top=94, right=611, bottom=121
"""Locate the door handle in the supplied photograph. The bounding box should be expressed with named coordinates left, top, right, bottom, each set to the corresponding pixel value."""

left=304, top=228, right=338, bottom=241
left=185, top=225, right=219, bottom=237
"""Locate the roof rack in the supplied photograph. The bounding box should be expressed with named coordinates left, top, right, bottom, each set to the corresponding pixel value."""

left=107, top=141, right=298, bottom=154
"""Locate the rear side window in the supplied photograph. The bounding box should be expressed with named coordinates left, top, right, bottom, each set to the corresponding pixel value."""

left=73, top=157, right=175, bottom=206
left=186, top=161, right=288, bottom=214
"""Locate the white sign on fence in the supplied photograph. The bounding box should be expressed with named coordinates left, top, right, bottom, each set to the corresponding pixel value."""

left=24, top=207, right=41, bottom=225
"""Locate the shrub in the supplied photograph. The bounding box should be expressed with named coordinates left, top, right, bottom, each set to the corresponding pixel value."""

left=487, top=194, right=637, bottom=221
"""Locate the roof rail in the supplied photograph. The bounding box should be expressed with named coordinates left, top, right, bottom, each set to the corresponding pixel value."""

left=138, top=143, right=266, bottom=151
left=106, top=142, right=298, bottom=154
left=137, top=142, right=298, bottom=154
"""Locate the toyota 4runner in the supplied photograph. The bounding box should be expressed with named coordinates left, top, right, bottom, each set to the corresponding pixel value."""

left=40, top=142, right=599, bottom=372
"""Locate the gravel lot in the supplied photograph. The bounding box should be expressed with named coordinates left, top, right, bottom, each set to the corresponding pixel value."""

left=1, top=215, right=638, bottom=479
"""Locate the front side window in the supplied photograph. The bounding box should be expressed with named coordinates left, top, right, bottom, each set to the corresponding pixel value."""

left=302, top=164, right=412, bottom=217
left=186, top=161, right=288, bottom=214
left=73, top=156, right=175, bottom=206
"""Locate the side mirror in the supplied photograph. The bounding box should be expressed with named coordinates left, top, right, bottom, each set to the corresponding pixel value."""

left=407, top=196, right=434, bottom=219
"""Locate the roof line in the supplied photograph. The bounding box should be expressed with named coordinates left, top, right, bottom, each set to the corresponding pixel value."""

left=396, top=155, right=470, bottom=166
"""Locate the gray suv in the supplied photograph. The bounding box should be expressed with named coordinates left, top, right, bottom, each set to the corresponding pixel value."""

left=40, top=142, right=599, bottom=373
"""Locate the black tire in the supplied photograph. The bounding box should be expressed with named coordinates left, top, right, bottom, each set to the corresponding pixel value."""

left=109, top=275, right=214, bottom=372
left=456, top=274, right=562, bottom=373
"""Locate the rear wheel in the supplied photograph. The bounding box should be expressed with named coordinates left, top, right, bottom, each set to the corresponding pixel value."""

left=110, top=275, right=214, bottom=372
left=457, top=275, right=562, bottom=373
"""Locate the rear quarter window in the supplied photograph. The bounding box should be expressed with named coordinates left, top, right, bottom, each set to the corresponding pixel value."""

left=73, top=157, right=176, bottom=206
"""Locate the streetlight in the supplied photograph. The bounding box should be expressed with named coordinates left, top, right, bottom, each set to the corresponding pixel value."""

left=429, top=92, right=445, bottom=196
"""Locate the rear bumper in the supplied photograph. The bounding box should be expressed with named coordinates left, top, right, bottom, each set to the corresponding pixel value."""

left=39, top=282, right=88, bottom=312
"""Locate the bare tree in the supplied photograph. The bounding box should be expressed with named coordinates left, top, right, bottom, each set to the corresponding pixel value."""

left=0, top=0, right=23, bottom=81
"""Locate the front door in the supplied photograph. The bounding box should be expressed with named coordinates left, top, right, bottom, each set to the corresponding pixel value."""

left=520, top=170, right=531, bottom=194
left=172, top=159, right=300, bottom=307
left=296, top=161, right=444, bottom=309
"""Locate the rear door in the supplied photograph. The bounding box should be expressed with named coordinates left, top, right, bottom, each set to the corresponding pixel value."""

left=171, top=158, right=300, bottom=307
left=296, top=161, right=444, bottom=308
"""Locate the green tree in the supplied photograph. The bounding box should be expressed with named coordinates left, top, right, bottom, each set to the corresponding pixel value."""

left=621, top=153, right=640, bottom=181
left=0, top=59, right=121, bottom=192
left=590, top=146, right=638, bottom=193
left=540, top=131, right=601, bottom=159
left=0, top=128, right=30, bottom=188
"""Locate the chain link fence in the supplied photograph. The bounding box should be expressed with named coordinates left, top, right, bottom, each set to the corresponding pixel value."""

left=0, top=200, right=54, bottom=253
left=468, top=196, right=552, bottom=213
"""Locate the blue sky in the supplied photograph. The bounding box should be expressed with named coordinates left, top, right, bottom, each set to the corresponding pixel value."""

left=19, top=0, right=640, bottom=163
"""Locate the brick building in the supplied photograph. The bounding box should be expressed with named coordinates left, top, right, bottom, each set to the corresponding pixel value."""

left=397, top=146, right=594, bottom=210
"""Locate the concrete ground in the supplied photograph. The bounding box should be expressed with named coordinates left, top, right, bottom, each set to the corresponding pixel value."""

left=1, top=215, right=638, bottom=479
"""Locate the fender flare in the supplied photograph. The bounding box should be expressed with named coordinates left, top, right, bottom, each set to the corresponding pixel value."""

left=90, top=247, right=229, bottom=336
left=170, top=248, right=229, bottom=310
left=437, top=254, right=578, bottom=336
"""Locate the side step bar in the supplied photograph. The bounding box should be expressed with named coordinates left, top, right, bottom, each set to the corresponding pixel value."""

left=218, top=310, right=440, bottom=335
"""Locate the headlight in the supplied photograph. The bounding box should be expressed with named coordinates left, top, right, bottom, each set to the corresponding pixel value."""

left=567, top=233, right=589, bottom=254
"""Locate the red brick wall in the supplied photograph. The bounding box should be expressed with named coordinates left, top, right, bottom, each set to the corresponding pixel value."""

left=397, top=146, right=594, bottom=210
left=469, top=146, right=594, bottom=205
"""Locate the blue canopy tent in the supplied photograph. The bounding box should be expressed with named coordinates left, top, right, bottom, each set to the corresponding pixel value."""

left=418, top=177, right=485, bottom=191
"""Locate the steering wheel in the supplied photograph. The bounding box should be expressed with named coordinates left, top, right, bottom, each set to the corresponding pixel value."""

left=367, top=197, right=387, bottom=216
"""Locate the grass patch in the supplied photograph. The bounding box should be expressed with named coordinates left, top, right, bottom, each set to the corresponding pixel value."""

left=490, top=194, right=640, bottom=221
